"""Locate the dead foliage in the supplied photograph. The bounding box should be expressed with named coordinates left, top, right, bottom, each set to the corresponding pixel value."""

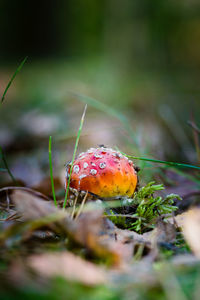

left=28, top=251, right=107, bottom=285
left=0, top=180, right=200, bottom=299
left=175, top=207, right=200, bottom=258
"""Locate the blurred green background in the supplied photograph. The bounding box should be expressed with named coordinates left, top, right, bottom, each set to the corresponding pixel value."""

left=0, top=0, right=200, bottom=187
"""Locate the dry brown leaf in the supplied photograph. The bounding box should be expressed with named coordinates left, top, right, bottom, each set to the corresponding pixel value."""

left=10, top=190, right=129, bottom=265
left=179, top=208, right=200, bottom=258
left=71, top=212, right=152, bottom=267
left=153, top=218, right=176, bottom=243
left=0, top=186, right=50, bottom=202
left=28, top=251, right=107, bottom=285
left=97, top=229, right=135, bottom=265
left=64, top=210, right=125, bottom=267
left=168, top=211, right=190, bottom=229
left=168, top=208, right=200, bottom=258
left=113, top=228, right=152, bottom=261
left=12, top=190, right=57, bottom=221
left=11, top=190, right=152, bottom=267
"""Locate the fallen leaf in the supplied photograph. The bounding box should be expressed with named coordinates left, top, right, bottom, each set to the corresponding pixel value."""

left=168, top=208, right=200, bottom=258
left=8, top=191, right=130, bottom=266
left=154, top=218, right=176, bottom=243
left=28, top=251, right=107, bottom=285
left=112, top=228, right=152, bottom=262
left=179, top=207, right=200, bottom=258
left=12, top=190, right=56, bottom=221
left=10, top=190, right=153, bottom=267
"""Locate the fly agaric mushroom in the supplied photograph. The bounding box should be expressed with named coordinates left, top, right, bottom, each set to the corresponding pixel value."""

left=65, top=147, right=138, bottom=198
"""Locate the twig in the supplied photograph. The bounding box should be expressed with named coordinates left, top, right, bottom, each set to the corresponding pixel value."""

left=75, top=191, right=88, bottom=220
left=71, top=193, right=79, bottom=219
left=0, top=212, right=19, bottom=222
left=0, top=186, right=50, bottom=200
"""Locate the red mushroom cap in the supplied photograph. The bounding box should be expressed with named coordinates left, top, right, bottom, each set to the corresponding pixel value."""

left=65, top=147, right=138, bottom=198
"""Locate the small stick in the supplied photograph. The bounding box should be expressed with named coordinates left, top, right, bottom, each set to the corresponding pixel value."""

left=71, top=193, right=79, bottom=219
left=0, top=186, right=50, bottom=200
left=75, top=191, right=88, bottom=220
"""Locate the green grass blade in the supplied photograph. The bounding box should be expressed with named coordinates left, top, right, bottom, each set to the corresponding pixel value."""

left=69, top=92, right=138, bottom=146
left=63, top=104, right=87, bottom=209
left=1, top=56, right=28, bottom=103
left=48, top=136, right=57, bottom=207
left=0, top=146, right=17, bottom=182
left=122, top=151, right=200, bottom=171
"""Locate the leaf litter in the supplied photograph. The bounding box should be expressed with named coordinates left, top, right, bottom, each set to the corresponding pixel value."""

left=0, top=179, right=198, bottom=298
left=0, top=150, right=200, bottom=299
left=0, top=172, right=200, bottom=299
left=1, top=71, right=200, bottom=298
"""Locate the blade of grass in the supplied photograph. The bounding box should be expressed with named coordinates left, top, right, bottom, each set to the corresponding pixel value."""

left=120, top=150, right=200, bottom=171
left=63, top=104, right=87, bottom=209
left=49, top=136, right=57, bottom=207
left=1, top=56, right=28, bottom=103
left=0, top=146, right=17, bottom=182
left=69, top=91, right=139, bottom=147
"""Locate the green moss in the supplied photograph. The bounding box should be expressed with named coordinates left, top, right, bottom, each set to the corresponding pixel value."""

left=108, top=182, right=182, bottom=234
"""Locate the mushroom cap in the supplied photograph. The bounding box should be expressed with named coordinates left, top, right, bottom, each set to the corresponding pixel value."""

left=65, top=147, right=138, bottom=198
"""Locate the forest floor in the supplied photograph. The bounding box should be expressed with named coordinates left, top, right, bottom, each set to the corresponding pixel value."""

left=0, top=59, right=200, bottom=300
